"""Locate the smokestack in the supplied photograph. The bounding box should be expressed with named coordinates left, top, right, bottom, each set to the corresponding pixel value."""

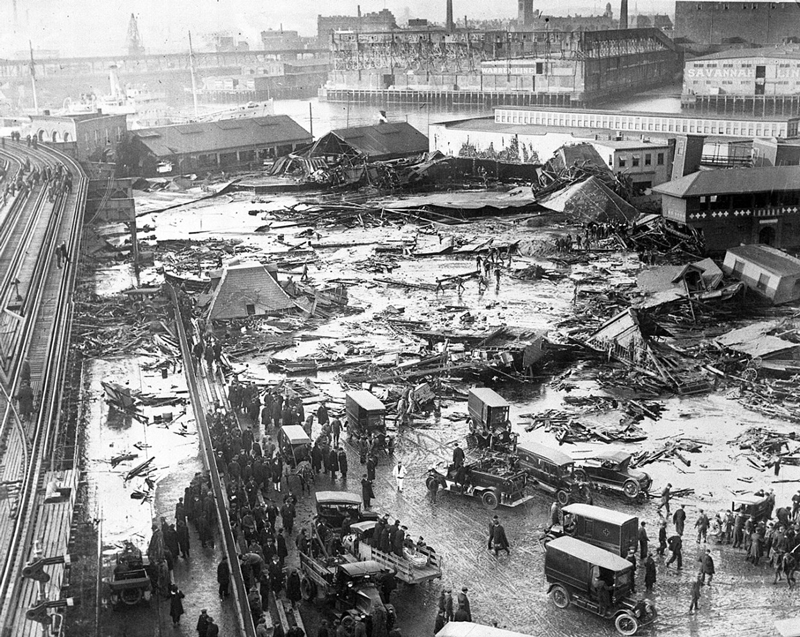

left=619, top=0, right=628, bottom=29
left=357, top=5, right=362, bottom=18
left=518, top=0, right=535, bottom=27
left=446, top=0, right=455, bottom=33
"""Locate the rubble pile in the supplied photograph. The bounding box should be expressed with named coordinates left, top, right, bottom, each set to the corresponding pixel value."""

left=728, top=426, right=800, bottom=471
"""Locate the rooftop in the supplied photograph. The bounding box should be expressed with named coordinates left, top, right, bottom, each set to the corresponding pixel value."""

left=691, top=46, right=800, bottom=62
left=653, top=166, right=800, bottom=198
left=134, top=115, right=311, bottom=157
left=562, top=503, right=638, bottom=526
left=310, top=122, right=428, bottom=160
left=726, top=245, right=800, bottom=277
left=547, top=536, right=634, bottom=571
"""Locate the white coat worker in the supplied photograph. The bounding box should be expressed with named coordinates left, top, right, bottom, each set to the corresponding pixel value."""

left=392, top=461, right=408, bottom=492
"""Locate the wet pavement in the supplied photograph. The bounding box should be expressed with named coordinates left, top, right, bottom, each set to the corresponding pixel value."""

left=84, top=192, right=800, bottom=636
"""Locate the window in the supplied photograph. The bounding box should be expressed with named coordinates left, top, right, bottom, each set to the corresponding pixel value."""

left=645, top=153, right=652, bottom=166
left=246, top=304, right=256, bottom=315
left=733, top=259, right=744, bottom=274
left=757, top=273, right=770, bottom=292
left=618, top=156, right=627, bottom=168
left=657, top=152, right=665, bottom=165
left=632, top=155, right=640, bottom=167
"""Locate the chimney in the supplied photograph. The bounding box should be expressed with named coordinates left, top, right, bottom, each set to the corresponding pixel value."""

left=357, top=5, right=361, bottom=18
left=619, top=0, right=628, bottom=29
left=446, top=0, right=455, bottom=32
left=518, top=0, right=535, bottom=26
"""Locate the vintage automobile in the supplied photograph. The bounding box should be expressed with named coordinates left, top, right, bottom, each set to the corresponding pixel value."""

left=343, top=520, right=443, bottom=585
left=515, top=442, right=587, bottom=506
left=573, top=450, right=652, bottom=501
left=299, top=554, right=396, bottom=631
left=314, top=491, right=378, bottom=531
left=466, top=388, right=518, bottom=453
left=105, top=541, right=153, bottom=609
left=545, top=536, right=657, bottom=635
left=277, top=425, right=312, bottom=467
left=543, top=504, right=639, bottom=557
left=345, top=390, right=394, bottom=455
left=426, top=454, right=532, bottom=510
left=732, top=492, right=774, bottom=523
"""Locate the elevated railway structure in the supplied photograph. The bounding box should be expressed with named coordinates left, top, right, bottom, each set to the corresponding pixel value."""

left=0, top=140, right=86, bottom=637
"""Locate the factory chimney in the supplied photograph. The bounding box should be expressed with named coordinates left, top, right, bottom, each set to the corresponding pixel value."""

left=619, top=0, right=628, bottom=29
left=518, top=0, right=535, bottom=26
left=446, top=0, right=455, bottom=32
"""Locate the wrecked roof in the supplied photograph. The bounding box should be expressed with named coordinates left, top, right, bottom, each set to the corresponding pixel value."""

left=653, top=166, right=800, bottom=199
left=715, top=320, right=799, bottom=358
left=549, top=143, right=612, bottom=175
left=134, top=115, right=311, bottom=157
left=726, top=245, right=800, bottom=278
left=207, top=262, right=295, bottom=320
left=307, top=122, right=429, bottom=161
left=537, top=176, right=640, bottom=223
left=637, top=258, right=724, bottom=296
left=384, top=187, right=536, bottom=211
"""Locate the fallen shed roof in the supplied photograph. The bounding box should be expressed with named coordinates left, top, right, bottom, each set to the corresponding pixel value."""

left=207, top=262, right=295, bottom=320
left=536, top=176, right=640, bottom=223
left=726, top=245, right=800, bottom=278
left=384, top=187, right=536, bottom=211
left=715, top=320, right=798, bottom=358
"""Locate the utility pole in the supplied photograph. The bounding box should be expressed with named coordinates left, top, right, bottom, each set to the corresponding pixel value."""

left=29, top=41, right=38, bottom=114
left=188, top=31, right=199, bottom=119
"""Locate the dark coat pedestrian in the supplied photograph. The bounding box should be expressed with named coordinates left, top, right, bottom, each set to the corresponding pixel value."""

left=169, top=586, right=185, bottom=624
left=667, top=534, right=683, bottom=569
left=177, top=520, right=190, bottom=558
left=700, top=549, right=715, bottom=584
left=490, top=522, right=510, bottom=556
left=457, top=588, right=471, bottom=621
left=328, top=448, right=339, bottom=478
left=196, top=609, right=211, bottom=637
left=206, top=618, right=219, bottom=637
left=689, top=577, right=702, bottom=612
left=444, top=590, right=454, bottom=621
left=286, top=569, right=302, bottom=606
left=338, top=448, right=348, bottom=479
left=638, top=522, right=648, bottom=559
left=673, top=505, right=687, bottom=536
left=361, top=476, right=374, bottom=508
left=217, top=556, right=231, bottom=598
left=366, top=456, right=377, bottom=481
left=657, top=522, right=667, bottom=556
left=644, top=554, right=657, bottom=591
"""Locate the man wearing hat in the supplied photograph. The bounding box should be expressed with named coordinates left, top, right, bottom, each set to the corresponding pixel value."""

left=456, top=587, right=471, bottom=622
left=658, top=483, right=672, bottom=516
left=206, top=616, right=219, bottom=637
left=196, top=609, right=210, bottom=637
left=638, top=521, right=649, bottom=559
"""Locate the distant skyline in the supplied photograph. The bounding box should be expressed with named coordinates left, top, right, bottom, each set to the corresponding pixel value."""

left=0, top=0, right=674, bottom=58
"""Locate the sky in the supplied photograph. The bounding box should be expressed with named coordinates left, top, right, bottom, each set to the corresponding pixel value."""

left=0, top=0, right=674, bottom=58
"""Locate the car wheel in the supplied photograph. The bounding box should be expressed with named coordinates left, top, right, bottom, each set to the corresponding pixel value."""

left=574, top=469, right=588, bottom=482
left=425, top=476, right=438, bottom=491
left=482, top=490, right=499, bottom=509
left=615, top=612, right=639, bottom=636
left=556, top=489, right=569, bottom=506
left=120, top=587, right=143, bottom=606
left=623, top=480, right=640, bottom=499
left=550, top=584, right=571, bottom=609
left=300, top=576, right=317, bottom=601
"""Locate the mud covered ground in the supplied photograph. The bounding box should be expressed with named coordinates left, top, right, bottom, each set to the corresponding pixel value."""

left=85, top=191, right=800, bottom=636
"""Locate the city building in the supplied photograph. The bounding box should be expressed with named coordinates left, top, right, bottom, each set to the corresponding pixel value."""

left=589, top=138, right=672, bottom=190
left=29, top=112, right=127, bottom=163
left=493, top=106, right=800, bottom=139
left=317, top=9, right=397, bottom=44
left=131, top=115, right=311, bottom=175
left=653, top=166, right=800, bottom=252
left=198, top=59, right=330, bottom=101
left=752, top=137, right=800, bottom=167
left=675, top=0, right=800, bottom=48
left=323, top=28, right=680, bottom=107
left=260, top=29, right=303, bottom=51
left=722, top=245, right=800, bottom=304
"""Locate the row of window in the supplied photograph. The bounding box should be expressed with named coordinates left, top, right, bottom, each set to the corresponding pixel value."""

left=698, top=191, right=800, bottom=209
left=618, top=152, right=665, bottom=168
left=495, top=109, right=789, bottom=137
left=83, top=126, right=124, bottom=147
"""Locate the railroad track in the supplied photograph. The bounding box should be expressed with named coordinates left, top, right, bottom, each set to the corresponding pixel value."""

left=0, top=141, right=86, bottom=636
left=169, top=287, right=257, bottom=637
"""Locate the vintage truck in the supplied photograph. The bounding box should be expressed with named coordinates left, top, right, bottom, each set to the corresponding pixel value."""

left=105, top=541, right=153, bottom=609
left=314, top=491, right=379, bottom=532
left=342, top=520, right=442, bottom=585
left=466, top=388, right=518, bottom=453
left=426, top=454, right=533, bottom=510
left=298, top=552, right=396, bottom=631
left=515, top=442, right=588, bottom=506
left=543, top=504, right=639, bottom=557
left=545, top=536, right=657, bottom=636
left=573, top=450, right=652, bottom=502
left=345, top=390, right=393, bottom=455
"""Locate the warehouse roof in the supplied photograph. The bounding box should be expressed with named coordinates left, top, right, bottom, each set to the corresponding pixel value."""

left=134, top=115, right=311, bottom=157
left=207, top=262, right=295, bottom=320
left=653, top=166, right=800, bottom=198
left=692, top=46, right=800, bottom=62
left=308, top=122, right=428, bottom=161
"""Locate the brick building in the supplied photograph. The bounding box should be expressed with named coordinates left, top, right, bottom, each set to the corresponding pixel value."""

left=29, top=112, right=127, bottom=162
